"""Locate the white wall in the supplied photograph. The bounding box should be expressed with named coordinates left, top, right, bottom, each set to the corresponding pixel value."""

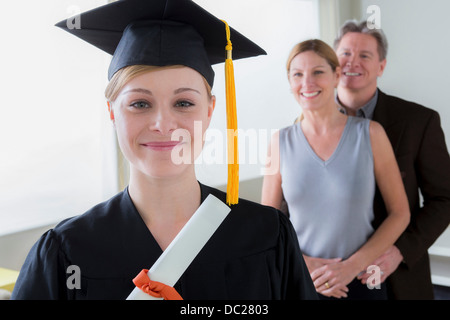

left=0, top=0, right=117, bottom=236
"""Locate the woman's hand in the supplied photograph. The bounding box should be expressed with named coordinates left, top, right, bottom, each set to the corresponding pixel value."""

left=309, top=258, right=361, bottom=299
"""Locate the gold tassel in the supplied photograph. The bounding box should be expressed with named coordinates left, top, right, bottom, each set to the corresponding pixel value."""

left=221, top=20, right=239, bottom=205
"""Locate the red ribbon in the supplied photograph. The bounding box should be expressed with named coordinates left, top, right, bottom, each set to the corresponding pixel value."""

left=132, top=269, right=183, bottom=300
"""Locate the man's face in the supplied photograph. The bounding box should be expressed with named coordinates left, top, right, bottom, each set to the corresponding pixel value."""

left=336, top=32, right=386, bottom=92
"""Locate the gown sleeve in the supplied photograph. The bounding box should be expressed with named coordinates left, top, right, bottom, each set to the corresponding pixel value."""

left=277, top=211, right=318, bottom=300
left=11, top=230, right=70, bottom=300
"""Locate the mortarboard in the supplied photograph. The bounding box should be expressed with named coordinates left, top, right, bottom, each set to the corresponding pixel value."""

left=55, top=0, right=266, bottom=205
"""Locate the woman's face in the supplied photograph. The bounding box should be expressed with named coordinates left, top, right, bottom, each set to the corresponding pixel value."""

left=112, top=66, right=215, bottom=179
left=288, top=50, right=340, bottom=112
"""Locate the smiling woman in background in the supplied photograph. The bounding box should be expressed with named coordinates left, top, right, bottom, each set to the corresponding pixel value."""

left=11, top=0, right=316, bottom=300
left=262, top=39, right=410, bottom=299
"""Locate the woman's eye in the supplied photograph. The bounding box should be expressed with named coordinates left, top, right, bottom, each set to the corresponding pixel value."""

left=293, top=72, right=302, bottom=77
left=175, top=100, right=194, bottom=108
left=314, top=70, right=324, bottom=75
left=130, top=101, right=149, bottom=109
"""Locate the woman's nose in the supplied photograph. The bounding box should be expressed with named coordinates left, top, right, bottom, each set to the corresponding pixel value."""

left=302, top=73, right=314, bottom=86
left=149, top=108, right=177, bottom=135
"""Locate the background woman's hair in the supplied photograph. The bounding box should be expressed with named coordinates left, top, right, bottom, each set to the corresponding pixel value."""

left=286, top=39, right=340, bottom=77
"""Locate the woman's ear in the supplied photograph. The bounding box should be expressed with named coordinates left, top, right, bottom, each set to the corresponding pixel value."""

left=334, top=66, right=341, bottom=87
left=208, top=95, right=216, bottom=119
left=203, top=95, right=216, bottom=130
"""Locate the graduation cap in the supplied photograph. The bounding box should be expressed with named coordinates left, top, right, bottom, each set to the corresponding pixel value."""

left=55, top=0, right=266, bottom=205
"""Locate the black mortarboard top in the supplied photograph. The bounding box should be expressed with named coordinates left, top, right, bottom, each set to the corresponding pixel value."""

left=54, top=0, right=266, bottom=87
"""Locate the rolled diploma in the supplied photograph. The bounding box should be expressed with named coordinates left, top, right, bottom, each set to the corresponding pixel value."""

left=126, top=194, right=231, bottom=300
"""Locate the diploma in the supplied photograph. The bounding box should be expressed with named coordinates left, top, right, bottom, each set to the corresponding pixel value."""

left=127, top=194, right=231, bottom=300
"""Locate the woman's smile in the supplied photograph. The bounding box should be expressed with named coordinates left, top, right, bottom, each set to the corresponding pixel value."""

left=140, top=140, right=183, bottom=151
left=300, top=91, right=321, bottom=99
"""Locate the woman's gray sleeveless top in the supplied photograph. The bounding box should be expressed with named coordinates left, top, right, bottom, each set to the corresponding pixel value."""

left=279, top=116, right=375, bottom=259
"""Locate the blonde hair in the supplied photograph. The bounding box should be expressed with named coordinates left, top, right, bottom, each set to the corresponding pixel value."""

left=105, top=65, right=213, bottom=103
left=286, top=39, right=340, bottom=77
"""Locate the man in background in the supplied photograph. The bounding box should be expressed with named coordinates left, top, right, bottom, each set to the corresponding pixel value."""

left=334, top=20, right=450, bottom=299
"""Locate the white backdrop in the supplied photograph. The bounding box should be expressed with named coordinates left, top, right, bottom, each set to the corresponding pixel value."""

left=0, top=0, right=116, bottom=235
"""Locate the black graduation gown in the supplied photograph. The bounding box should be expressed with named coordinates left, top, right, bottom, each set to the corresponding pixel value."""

left=11, top=183, right=317, bottom=300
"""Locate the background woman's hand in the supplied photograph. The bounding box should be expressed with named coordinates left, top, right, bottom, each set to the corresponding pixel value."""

left=309, top=258, right=361, bottom=299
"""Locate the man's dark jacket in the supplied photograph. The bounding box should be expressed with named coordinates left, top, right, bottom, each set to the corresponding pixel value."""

left=372, top=89, right=450, bottom=299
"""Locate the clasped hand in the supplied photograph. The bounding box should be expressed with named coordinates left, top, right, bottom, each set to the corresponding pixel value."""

left=306, top=256, right=361, bottom=299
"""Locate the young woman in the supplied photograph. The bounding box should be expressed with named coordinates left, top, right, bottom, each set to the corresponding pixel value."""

left=11, top=0, right=316, bottom=300
left=261, top=39, right=410, bottom=299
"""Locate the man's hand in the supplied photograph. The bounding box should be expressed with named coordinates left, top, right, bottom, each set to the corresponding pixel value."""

left=357, top=245, right=403, bottom=284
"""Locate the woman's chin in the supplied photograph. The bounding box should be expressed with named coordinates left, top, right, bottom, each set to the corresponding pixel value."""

left=136, top=161, right=194, bottom=180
